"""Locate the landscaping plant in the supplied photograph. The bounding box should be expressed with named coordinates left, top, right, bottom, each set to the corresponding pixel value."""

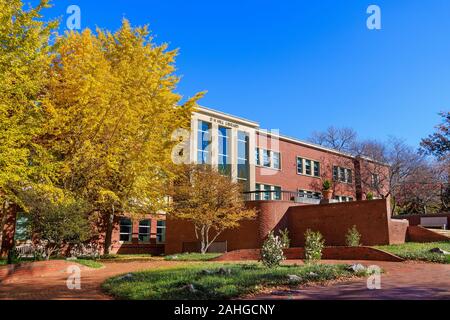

left=260, top=231, right=285, bottom=268
left=279, top=228, right=290, bottom=249
left=304, top=229, right=325, bottom=263
left=345, top=225, right=362, bottom=247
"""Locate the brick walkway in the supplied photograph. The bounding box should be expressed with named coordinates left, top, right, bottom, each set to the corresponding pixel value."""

left=0, top=259, right=449, bottom=300
left=0, top=260, right=191, bottom=300
left=251, top=260, right=450, bottom=300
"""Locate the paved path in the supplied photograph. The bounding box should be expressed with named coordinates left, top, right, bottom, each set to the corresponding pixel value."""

left=0, top=259, right=449, bottom=300
left=251, top=260, right=450, bottom=300
left=0, top=259, right=190, bottom=300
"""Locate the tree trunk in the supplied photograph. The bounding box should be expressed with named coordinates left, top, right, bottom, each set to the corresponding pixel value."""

left=103, top=211, right=114, bottom=255
left=0, top=202, right=17, bottom=258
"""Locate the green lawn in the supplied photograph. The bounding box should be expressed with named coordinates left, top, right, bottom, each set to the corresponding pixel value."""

left=0, top=259, right=6, bottom=266
left=164, top=252, right=222, bottom=261
left=99, top=254, right=161, bottom=261
left=102, top=262, right=366, bottom=300
left=75, top=259, right=104, bottom=269
left=374, top=241, right=450, bottom=264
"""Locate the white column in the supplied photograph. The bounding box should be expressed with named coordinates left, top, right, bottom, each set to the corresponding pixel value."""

left=230, top=128, right=238, bottom=182
left=190, top=116, right=198, bottom=163
left=248, top=129, right=256, bottom=191
left=211, top=122, right=219, bottom=168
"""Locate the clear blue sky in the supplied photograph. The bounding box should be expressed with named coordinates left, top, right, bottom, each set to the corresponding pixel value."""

left=37, top=0, right=449, bottom=147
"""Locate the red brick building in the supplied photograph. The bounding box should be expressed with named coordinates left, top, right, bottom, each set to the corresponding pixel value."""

left=1, top=106, right=392, bottom=256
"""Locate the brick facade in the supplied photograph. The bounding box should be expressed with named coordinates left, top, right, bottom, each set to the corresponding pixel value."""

left=166, top=198, right=409, bottom=254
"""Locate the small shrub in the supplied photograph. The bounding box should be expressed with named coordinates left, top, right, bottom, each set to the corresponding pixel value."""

left=260, top=231, right=285, bottom=268
left=322, top=179, right=332, bottom=191
left=304, top=229, right=325, bottom=263
left=345, top=225, right=361, bottom=247
left=366, top=192, right=374, bottom=200
left=278, top=228, right=290, bottom=249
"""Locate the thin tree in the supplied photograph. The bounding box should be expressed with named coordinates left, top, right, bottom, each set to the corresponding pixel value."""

left=171, top=165, right=257, bottom=254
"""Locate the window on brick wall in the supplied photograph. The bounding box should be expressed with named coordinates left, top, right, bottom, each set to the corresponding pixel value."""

left=298, top=189, right=321, bottom=199
left=334, top=195, right=354, bottom=202
left=138, top=219, right=151, bottom=242
left=333, top=166, right=353, bottom=184
left=119, top=218, right=132, bottom=242
left=256, top=148, right=281, bottom=170
left=156, top=220, right=166, bottom=243
left=297, top=157, right=320, bottom=177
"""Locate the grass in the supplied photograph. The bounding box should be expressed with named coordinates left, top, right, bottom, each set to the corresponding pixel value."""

left=0, top=259, right=6, bottom=266
left=164, top=252, right=222, bottom=261
left=102, top=262, right=366, bottom=300
left=75, top=259, right=104, bottom=269
left=99, top=254, right=161, bottom=261
left=374, top=241, right=450, bottom=264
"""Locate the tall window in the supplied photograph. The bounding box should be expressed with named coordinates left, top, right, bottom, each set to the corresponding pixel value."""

left=255, top=148, right=261, bottom=166
left=138, top=220, right=151, bottom=242
left=237, top=131, right=249, bottom=182
left=218, top=126, right=231, bottom=175
left=371, top=174, right=379, bottom=188
left=119, top=218, right=132, bottom=242
left=272, top=152, right=281, bottom=170
left=262, top=149, right=271, bottom=167
left=156, top=220, right=166, bottom=243
left=296, top=157, right=320, bottom=177
left=333, top=166, right=353, bottom=184
left=255, top=183, right=261, bottom=200
left=197, top=120, right=211, bottom=164
left=256, top=148, right=281, bottom=170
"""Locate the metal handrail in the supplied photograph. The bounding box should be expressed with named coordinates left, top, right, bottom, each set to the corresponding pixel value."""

left=243, top=190, right=323, bottom=203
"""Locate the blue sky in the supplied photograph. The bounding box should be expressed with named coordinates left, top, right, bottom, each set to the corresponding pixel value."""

left=36, top=0, right=450, bottom=147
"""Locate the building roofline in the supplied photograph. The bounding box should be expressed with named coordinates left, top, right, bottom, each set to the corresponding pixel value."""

left=196, top=106, right=259, bottom=128
left=196, top=106, right=389, bottom=167
left=256, top=130, right=390, bottom=167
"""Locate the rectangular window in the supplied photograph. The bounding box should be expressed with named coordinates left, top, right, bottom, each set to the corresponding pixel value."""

left=237, top=131, right=249, bottom=182
left=333, top=166, right=339, bottom=181
left=156, top=220, right=166, bottom=243
left=273, top=186, right=282, bottom=200
left=262, top=149, right=271, bottom=167
left=298, top=189, right=321, bottom=199
left=218, top=126, right=231, bottom=176
left=272, top=152, right=281, bottom=170
left=138, top=220, right=151, bottom=242
left=372, top=174, right=379, bottom=188
left=305, top=159, right=312, bottom=175
left=257, top=148, right=281, bottom=170
left=119, top=218, right=132, bottom=242
left=297, top=157, right=303, bottom=174
left=333, top=166, right=353, bottom=184
left=197, top=120, right=211, bottom=164
left=314, top=161, right=320, bottom=177
left=297, top=157, right=320, bottom=177
left=335, top=195, right=354, bottom=202
left=263, top=184, right=271, bottom=200
left=255, top=183, right=261, bottom=200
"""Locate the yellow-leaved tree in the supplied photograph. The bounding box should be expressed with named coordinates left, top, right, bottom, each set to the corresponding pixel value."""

left=171, top=165, right=257, bottom=254
left=42, top=20, right=203, bottom=253
left=0, top=0, right=57, bottom=255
